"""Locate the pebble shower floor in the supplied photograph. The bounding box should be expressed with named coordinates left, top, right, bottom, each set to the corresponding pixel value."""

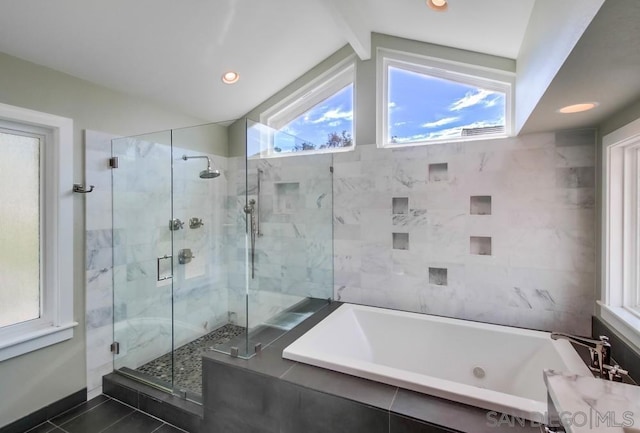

left=136, top=324, right=245, bottom=395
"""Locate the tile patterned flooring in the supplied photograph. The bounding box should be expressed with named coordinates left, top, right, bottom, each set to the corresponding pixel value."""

left=25, top=395, right=186, bottom=433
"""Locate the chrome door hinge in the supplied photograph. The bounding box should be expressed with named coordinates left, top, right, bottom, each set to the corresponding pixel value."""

left=109, top=157, right=119, bottom=168
left=110, top=342, right=120, bottom=354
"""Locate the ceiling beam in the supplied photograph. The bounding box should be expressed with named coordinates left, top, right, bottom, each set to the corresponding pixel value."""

left=321, top=0, right=371, bottom=60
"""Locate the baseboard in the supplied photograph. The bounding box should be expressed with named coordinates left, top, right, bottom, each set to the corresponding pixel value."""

left=0, top=388, right=86, bottom=433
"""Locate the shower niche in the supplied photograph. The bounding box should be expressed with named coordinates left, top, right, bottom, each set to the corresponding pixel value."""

left=274, top=182, right=300, bottom=214
left=107, top=119, right=333, bottom=403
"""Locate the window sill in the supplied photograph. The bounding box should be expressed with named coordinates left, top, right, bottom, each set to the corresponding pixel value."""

left=597, top=301, right=640, bottom=352
left=380, top=133, right=510, bottom=149
left=252, top=144, right=356, bottom=159
left=0, top=321, right=78, bottom=362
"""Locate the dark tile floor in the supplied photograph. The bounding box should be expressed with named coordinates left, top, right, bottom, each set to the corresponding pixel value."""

left=25, top=395, right=186, bottom=433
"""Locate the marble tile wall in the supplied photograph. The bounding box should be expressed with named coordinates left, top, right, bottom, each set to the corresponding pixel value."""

left=85, top=130, right=118, bottom=398
left=85, top=131, right=229, bottom=396
left=226, top=153, right=334, bottom=329
left=332, top=130, right=596, bottom=336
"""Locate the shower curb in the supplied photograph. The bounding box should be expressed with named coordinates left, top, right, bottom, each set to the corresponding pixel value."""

left=103, top=373, right=202, bottom=433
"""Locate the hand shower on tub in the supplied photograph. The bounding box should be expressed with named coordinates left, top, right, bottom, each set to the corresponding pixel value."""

left=244, top=169, right=263, bottom=279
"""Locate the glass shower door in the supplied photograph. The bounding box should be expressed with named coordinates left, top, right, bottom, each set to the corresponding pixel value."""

left=111, top=131, right=175, bottom=391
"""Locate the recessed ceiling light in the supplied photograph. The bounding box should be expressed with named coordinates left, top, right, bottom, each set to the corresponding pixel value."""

left=222, top=71, right=240, bottom=84
left=557, top=102, right=599, bottom=114
left=427, top=0, right=448, bottom=11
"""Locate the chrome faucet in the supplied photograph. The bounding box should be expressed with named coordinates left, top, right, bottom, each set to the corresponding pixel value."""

left=550, top=332, right=627, bottom=381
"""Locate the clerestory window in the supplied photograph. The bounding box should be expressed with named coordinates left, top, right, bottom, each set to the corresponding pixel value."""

left=260, top=59, right=355, bottom=157
left=378, top=50, right=513, bottom=147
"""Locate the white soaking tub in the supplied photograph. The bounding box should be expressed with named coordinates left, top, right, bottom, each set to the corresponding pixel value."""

left=282, top=303, right=591, bottom=421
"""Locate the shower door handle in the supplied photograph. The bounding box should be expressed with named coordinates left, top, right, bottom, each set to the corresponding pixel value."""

left=157, top=255, right=173, bottom=281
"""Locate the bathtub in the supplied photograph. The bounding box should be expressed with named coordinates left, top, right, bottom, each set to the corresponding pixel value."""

left=282, top=303, right=591, bottom=421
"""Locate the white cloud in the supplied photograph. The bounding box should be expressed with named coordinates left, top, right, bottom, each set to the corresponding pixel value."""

left=394, top=121, right=408, bottom=127
left=310, top=108, right=353, bottom=124
left=421, top=117, right=459, bottom=129
left=388, top=102, right=397, bottom=108
left=449, top=89, right=496, bottom=111
left=393, top=119, right=503, bottom=143
left=484, top=97, right=499, bottom=108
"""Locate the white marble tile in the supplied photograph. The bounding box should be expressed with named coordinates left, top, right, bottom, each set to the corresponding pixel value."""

left=545, top=370, right=640, bottom=433
left=332, top=130, right=596, bottom=335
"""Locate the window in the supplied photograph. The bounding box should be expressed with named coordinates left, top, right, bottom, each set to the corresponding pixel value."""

left=378, top=50, right=513, bottom=147
left=0, top=130, right=41, bottom=328
left=259, top=58, right=355, bottom=157
left=0, top=102, right=75, bottom=361
left=602, top=116, right=640, bottom=350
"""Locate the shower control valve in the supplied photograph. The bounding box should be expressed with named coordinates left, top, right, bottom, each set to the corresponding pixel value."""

left=189, top=217, right=204, bottom=229
left=178, top=248, right=195, bottom=264
left=169, top=218, right=184, bottom=231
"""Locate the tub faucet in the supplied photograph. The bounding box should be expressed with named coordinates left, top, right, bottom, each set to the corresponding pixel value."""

left=550, top=332, right=627, bottom=381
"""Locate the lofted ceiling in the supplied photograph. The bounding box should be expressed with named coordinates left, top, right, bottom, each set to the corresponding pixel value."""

left=0, top=0, right=632, bottom=133
left=521, top=0, right=640, bottom=134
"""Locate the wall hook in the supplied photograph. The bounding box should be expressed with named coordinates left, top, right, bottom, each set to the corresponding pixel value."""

left=73, top=184, right=94, bottom=193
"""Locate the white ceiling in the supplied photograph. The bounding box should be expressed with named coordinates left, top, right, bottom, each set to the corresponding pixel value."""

left=368, top=0, right=535, bottom=59
left=521, top=0, right=640, bottom=133
left=0, top=0, right=629, bottom=133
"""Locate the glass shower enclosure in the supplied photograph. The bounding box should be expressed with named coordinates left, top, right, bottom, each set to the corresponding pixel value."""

left=109, top=120, right=333, bottom=402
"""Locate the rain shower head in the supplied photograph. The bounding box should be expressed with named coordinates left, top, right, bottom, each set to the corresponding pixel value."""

left=182, top=154, right=220, bottom=179
left=199, top=167, right=220, bottom=179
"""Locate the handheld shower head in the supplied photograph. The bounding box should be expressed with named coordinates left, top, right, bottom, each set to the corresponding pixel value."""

left=182, top=154, right=220, bottom=179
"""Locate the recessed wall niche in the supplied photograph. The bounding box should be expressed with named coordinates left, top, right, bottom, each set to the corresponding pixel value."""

left=392, top=197, right=409, bottom=215
left=470, top=236, right=492, bottom=256
left=429, top=268, right=448, bottom=286
left=392, top=233, right=409, bottom=250
left=470, top=196, right=492, bottom=215
left=429, top=163, right=448, bottom=182
left=275, top=182, right=300, bottom=214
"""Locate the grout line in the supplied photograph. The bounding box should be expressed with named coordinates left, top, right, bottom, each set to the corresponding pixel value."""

left=279, top=361, right=298, bottom=379
left=26, top=421, right=56, bottom=433
left=149, top=424, right=165, bottom=433
left=95, top=411, right=134, bottom=433
left=49, top=396, right=111, bottom=427
left=105, top=395, right=138, bottom=412
left=109, top=395, right=190, bottom=433
left=388, top=388, right=399, bottom=411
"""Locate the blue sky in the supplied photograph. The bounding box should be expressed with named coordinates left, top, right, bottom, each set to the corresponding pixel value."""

left=278, top=85, right=353, bottom=151
left=388, top=67, right=505, bottom=143
left=276, top=66, right=504, bottom=151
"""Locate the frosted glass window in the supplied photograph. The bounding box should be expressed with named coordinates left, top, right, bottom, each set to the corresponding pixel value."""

left=0, top=131, right=41, bottom=328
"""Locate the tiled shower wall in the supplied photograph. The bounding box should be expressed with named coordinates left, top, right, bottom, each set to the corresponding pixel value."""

left=332, top=130, right=596, bottom=336
left=85, top=131, right=228, bottom=396
left=226, top=153, right=334, bottom=329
